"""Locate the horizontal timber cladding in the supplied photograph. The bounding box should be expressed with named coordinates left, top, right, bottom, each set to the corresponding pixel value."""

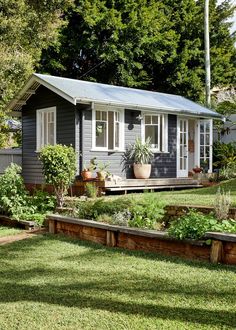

left=82, top=108, right=177, bottom=178
left=22, top=86, right=76, bottom=184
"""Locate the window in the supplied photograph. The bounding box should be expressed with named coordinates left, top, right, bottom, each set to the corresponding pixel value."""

left=36, top=107, right=56, bottom=150
left=142, top=113, right=168, bottom=152
left=93, top=106, right=124, bottom=151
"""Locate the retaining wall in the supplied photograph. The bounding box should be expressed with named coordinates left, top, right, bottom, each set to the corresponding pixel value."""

left=48, top=215, right=236, bottom=265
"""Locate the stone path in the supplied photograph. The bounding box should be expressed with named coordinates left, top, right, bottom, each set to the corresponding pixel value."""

left=0, top=229, right=46, bottom=245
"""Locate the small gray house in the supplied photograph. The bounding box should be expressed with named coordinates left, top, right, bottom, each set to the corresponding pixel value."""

left=5, top=73, right=221, bottom=187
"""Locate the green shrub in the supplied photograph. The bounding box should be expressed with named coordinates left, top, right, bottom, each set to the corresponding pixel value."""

left=112, top=210, right=131, bottom=226
left=0, top=163, right=35, bottom=219
left=31, top=189, right=56, bottom=213
left=76, top=198, right=132, bottom=220
left=213, top=141, right=236, bottom=168
left=168, top=209, right=236, bottom=240
left=219, top=163, right=236, bottom=180
left=128, top=194, right=165, bottom=230
left=85, top=183, right=98, bottom=198
left=39, top=144, right=76, bottom=207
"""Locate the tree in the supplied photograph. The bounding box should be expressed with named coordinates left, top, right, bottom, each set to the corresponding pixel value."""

left=39, top=144, right=76, bottom=207
left=0, top=0, right=73, bottom=110
left=40, top=0, right=236, bottom=102
left=40, top=0, right=178, bottom=87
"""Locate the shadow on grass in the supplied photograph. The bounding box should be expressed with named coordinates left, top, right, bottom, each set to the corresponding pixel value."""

left=0, top=234, right=236, bottom=328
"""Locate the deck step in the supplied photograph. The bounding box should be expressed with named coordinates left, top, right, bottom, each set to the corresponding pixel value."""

left=104, top=178, right=199, bottom=188
left=106, top=184, right=203, bottom=192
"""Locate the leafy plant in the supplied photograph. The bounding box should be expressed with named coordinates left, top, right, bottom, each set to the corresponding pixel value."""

left=39, top=144, right=76, bottom=207
left=129, top=194, right=165, bottom=230
left=168, top=210, right=218, bottom=240
left=112, top=210, right=131, bottom=226
left=219, top=163, right=236, bottom=181
left=214, top=188, right=231, bottom=220
left=0, top=163, right=33, bottom=218
left=121, top=138, right=153, bottom=171
left=83, top=157, right=97, bottom=171
left=168, top=209, right=236, bottom=240
left=76, top=198, right=132, bottom=220
left=85, top=183, right=98, bottom=198
left=213, top=141, right=236, bottom=168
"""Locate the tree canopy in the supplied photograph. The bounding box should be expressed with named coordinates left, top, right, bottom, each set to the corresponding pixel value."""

left=40, top=0, right=236, bottom=102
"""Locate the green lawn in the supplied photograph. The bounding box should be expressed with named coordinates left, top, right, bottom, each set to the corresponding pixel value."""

left=0, top=233, right=235, bottom=329
left=118, top=179, right=236, bottom=207
left=0, top=226, right=23, bottom=237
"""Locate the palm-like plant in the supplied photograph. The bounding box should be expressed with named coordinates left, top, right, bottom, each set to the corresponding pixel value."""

left=121, top=138, right=153, bottom=171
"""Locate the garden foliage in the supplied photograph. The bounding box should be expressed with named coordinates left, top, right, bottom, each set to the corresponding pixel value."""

left=75, top=194, right=165, bottom=230
left=39, top=144, right=76, bottom=207
left=0, top=163, right=55, bottom=224
left=168, top=209, right=236, bottom=240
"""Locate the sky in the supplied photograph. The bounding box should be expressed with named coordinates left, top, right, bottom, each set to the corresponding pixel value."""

left=218, top=0, right=236, bottom=34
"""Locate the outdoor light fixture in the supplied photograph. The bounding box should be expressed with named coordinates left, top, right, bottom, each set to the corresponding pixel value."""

left=136, top=114, right=143, bottom=121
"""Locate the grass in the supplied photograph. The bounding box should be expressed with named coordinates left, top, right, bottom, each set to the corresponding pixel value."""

left=0, top=233, right=235, bottom=329
left=110, top=179, right=236, bottom=207
left=0, top=225, right=23, bottom=237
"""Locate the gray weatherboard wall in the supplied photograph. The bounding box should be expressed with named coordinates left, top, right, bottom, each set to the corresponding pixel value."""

left=82, top=109, right=177, bottom=178
left=22, top=86, right=76, bottom=184
left=22, top=86, right=177, bottom=183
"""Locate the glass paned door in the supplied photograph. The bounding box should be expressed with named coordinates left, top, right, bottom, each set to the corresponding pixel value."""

left=177, top=118, right=188, bottom=177
left=199, top=119, right=212, bottom=172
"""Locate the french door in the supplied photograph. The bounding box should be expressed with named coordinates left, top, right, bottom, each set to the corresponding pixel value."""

left=177, top=117, right=188, bottom=177
left=198, top=119, right=213, bottom=172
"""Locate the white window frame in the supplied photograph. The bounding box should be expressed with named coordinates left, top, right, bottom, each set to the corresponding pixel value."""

left=141, top=112, right=168, bottom=152
left=36, top=107, right=56, bottom=151
left=92, top=104, right=124, bottom=151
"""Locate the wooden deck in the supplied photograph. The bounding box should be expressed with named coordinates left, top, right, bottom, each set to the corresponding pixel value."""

left=74, top=177, right=203, bottom=195
left=104, top=178, right=203, bottom=193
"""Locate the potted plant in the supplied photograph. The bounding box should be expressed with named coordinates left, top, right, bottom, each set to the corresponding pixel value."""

left=192, top=165, right=203, bottom=174
left=96, top=161, right=110, bottom=181
left=122, top=138, right=153, bottom=179
left=81, top=157, right=97, bottom=180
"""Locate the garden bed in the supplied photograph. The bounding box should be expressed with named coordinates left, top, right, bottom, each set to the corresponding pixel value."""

left=0, top=215, right=38, bottom=230
left=47, top=214, right=236, bottom=265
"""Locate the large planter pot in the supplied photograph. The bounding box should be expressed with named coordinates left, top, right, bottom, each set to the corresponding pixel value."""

left=133, top=164, right=151, bottom=179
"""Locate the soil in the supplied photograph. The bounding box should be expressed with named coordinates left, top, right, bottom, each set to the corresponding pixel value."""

left=0, top=228, right=46, bottom=245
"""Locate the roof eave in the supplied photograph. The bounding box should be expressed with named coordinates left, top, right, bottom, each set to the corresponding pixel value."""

left=4, top=74, right=76, bottom=115
left=75, top=98, right=222, bottom=119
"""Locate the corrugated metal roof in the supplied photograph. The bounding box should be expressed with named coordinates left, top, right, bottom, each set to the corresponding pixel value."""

left=7, top=73, right=222, bottom=118
left=34, top=74, right=220, bottom=118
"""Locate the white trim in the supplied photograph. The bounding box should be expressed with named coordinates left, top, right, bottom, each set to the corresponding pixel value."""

left=92, top=104, right=124, bottom=152
left=141, top=112, right=168, bottom=153
left=36, top=107, right=56, bottom=151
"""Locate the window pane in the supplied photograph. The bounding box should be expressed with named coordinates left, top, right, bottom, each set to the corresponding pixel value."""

left=145, top=116, right=151, bottom=124
left=115, top=122, right=119, bottom=148
left=48, top=123, right=54, bottom=145
left=96, top=111, right=100, bottom=120
left=200, top=133, right=204, bottom=145
left=152, top=116, right=159, bottom=125
left=108, top=112, right=114, bottom=150
left=205, top=134, right=210, bottom=145
left=145, top=126, right=158, bottom=149
left=200, top=123, right=205, bottom=133
left=96, top=122, right=107, bottom=147
left=205, top=146, right=210, bottom=157
left=200, top=146, right=204, bottom=157
left=102, top=111, right=107, bottom=121
left=205, top=121, right=210, bottom=132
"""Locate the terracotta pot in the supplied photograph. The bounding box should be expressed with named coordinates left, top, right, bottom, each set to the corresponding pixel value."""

left=133, top=164, right=151, bottom=179
left=81, top=170, right=92, bottom=180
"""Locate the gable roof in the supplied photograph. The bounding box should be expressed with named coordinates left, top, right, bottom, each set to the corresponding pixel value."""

left=7, top=73, right=221, bottom=118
